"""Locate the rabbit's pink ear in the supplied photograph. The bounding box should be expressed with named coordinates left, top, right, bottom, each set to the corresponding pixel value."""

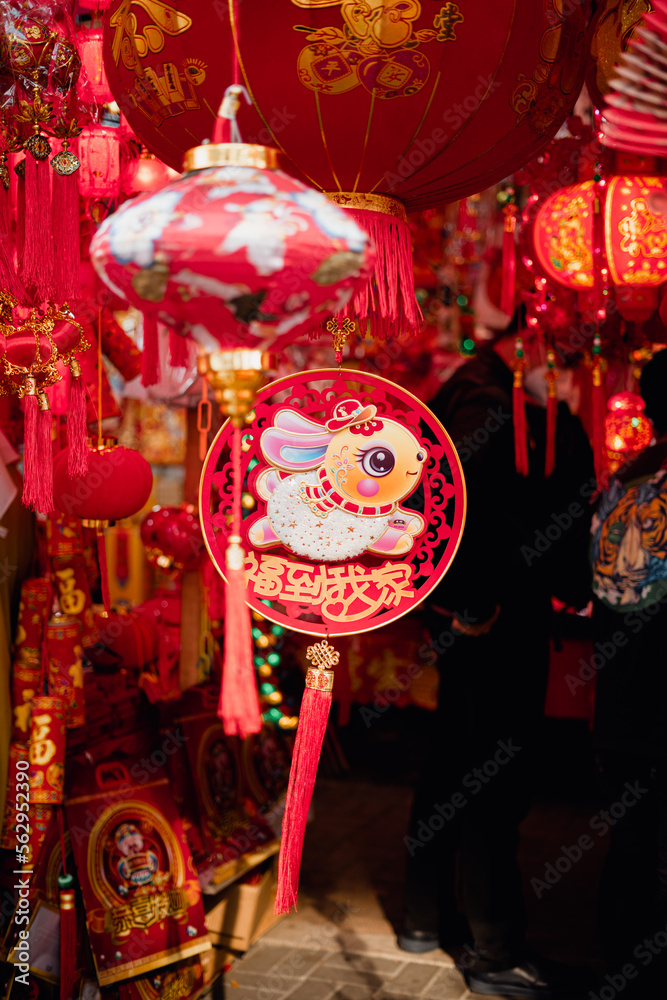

left=260, top=426, right=333, bottom=471
left=273, top=409, right=328, bottom=435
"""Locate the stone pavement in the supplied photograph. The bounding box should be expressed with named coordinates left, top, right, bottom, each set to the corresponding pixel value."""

left=223, top=935, right=472, bottom=1000
left=218, top=770, right=603, bottom=1000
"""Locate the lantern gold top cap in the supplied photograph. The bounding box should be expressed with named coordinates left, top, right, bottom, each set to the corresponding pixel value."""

left=182, top=142, right=283, bottom=173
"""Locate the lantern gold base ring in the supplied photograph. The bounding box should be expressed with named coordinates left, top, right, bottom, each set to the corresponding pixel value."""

left=325, top=191, right=407, bottom=222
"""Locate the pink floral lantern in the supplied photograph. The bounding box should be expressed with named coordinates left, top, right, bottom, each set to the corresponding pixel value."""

left=89, top=143, right=374, bottom=362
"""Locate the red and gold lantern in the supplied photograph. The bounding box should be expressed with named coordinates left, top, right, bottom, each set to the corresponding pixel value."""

left=605, top=391, right=653, bottom=471
left=103, top=0, right=589, bottom=336
left=533, top=174, right=667, bottom=322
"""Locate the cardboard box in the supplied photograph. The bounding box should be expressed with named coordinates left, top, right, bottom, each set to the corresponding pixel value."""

left=205, top=860, right=285, bottom=952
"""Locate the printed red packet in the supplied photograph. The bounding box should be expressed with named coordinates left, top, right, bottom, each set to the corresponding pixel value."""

left=65, top=751, right=210, bottom=986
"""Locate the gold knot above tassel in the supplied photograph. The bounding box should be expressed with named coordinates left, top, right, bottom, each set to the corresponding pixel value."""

left=305, top=639, right=339, bottom=693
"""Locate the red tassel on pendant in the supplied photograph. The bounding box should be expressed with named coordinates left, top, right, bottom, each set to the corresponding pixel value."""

left=141, top=312, right=160, bottom=387
left=67, top=359, right=89, bottom=478
left=275, top=640, right=338, bottom=914
left=51, top=141, right=81, bottom=306
left=37, top=394, right=55, bottom=514
left=20, top=150, right=55, bottom=304
left=57, top=808, right=76, bottom=1000
left=97, top=527, right=111, bottom=613
left=544, top=350, right=558, bottom=478
left=592, top=333, right=607, bottom=490
left=22, top=382, right=39, bottom=510
left=220, top=424, right=262, bottom=738
left=500, top=200, right=517, bottom=318
left=512, top=337, right=529, bottom=477
left=0, top=155, right=24, bottom=301
left=169, top=329, right=190, bottom=368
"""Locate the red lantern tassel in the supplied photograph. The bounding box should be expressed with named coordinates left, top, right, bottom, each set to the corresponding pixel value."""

left=275, top=642, right=337, bottom=914
left=334, top=206, right=421, bottom=339
left=219, top=423, right=262, bottom=739
left=0, top=164, right=24, bottom=301
left=592, top=364, right=606, bottom=489
left=500, top=205, right=517, bottom=317
left=57, top=808, right=76, bottom=1000
left=51, top=152, right=81, bottom=305
left=15, top=160, right=26, bottom=269
left=67, top=360, right=89, bottom=478
left=141, top=312, right=160, bottom=387
left=544, top=351, right=558, bottom=478
left=169, top=329, right=189, bottom=368
left=22, top=383, right=39, bottom=510
left=37, top=394, right=55, bottom=514
left=97, top=527, right=111, bottom=613
left=512, top=337, right=529, bottom=477
left=20, top=153, right=54, bottom=304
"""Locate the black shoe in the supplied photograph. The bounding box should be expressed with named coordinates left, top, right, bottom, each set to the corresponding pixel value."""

left=397, top=929, right=439, bottom=953
left=462, top=955, right=583, bottom=998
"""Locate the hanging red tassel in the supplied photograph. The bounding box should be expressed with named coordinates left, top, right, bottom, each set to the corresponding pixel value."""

left=544, top=349, right=558, bottom=478
left=22, top=381, right=39, bottom=509
left=67, top=359, right=89, bottom=479
left=500, top=197, right=517, bottom=318
left=592, top=333, right=607, bottom=489
left=219, top=423, right=262, bottom=738
left=169, top=329, right=190, bottom=368
left=141, top=312, right=160, bottom=387
left=20, top=149, right=55, bottom=304
left=512, top=337, right=529, bottom=477
left=96, top=527, right=111, bottom=613
left=37, top=393, right=55, bottom=514
left=274, top=639, right=338, bottom=914
left=331, top=205, right=421, bottom=339
left=0, top=155, right=24, bottom=301
left=57, top=808, right=76, bottom=1000
left=51, top=141, right=81, bottom=306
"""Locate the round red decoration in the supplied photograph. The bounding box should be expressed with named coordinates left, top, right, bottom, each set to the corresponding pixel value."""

left=200, top=370, right=466, bottom=636
left=53, top=439, right=153, bottom=523
left=103, top=0, right=587, bottom=211
left=140, top=503, right=206, bottom=572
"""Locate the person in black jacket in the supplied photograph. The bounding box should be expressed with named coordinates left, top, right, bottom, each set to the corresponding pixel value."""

left=399, top=324, right=595, bottom=999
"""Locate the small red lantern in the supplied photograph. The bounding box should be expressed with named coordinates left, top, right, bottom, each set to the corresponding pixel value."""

left=605, top=391, right=653, bottom=459
left=120, top=149, right=178, bottom=197
left=77, top=27, right=114, bottom=106
left=52, top=437, right=153, bottom=526
left=533, top=175, right=667, bottom=322
left=140, top=503, right=205, bottom=573
left=77, top=124, right=123, bottom=199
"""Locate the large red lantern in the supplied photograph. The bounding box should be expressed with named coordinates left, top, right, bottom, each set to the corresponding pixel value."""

left=533, top=175, right=667, bottom=322
left=103, top=0, right=589, bottom=335
left=103, top=0, right=587, bottom=208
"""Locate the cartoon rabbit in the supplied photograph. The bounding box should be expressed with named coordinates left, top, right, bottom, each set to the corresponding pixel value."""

left=247, top=399, right=427, bottom=562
